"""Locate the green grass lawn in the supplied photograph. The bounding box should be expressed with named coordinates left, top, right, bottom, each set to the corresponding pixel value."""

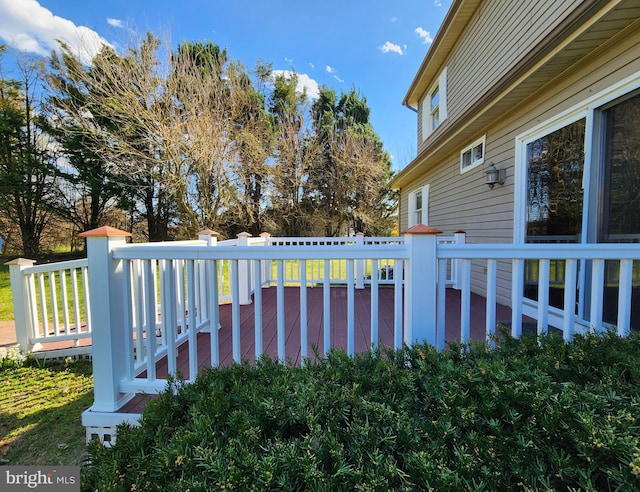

left=0, top=358, right=93, bottom=465
left=0, top=264, right=13, bottom=320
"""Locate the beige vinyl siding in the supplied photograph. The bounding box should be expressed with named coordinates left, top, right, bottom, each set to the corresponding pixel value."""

left=404, top=26, right=640, bottom=306
left=417, top=0, right=583, bottom=156
left=448, top=0, right=583, bottom=120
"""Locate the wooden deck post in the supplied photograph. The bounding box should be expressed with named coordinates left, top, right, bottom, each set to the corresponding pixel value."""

left=355, top=233, right=365, bottom=289
left=6, top=258, right=36, bottom=354
left=403, top=224, right=442, bottom=347
left=237, top=232, right=252, bottom=305
left=78, top=226, right=132, bottom=413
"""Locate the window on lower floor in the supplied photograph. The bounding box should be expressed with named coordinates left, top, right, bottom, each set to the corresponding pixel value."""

left=521, top=89, right=640, bottom=330
left=408, top=185, right=430, bottom=227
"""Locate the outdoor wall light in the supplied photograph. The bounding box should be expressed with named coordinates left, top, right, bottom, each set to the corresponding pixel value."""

left=485, top=162, right=506, bottom=189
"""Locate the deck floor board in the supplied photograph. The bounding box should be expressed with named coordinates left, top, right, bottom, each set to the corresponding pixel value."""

left=118, top=285, right=521, bottom=415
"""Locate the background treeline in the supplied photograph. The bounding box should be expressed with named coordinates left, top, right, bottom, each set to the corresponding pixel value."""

left=0, top=35, right=396, bottom=258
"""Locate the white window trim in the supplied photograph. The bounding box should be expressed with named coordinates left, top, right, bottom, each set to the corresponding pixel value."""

left=460, top=135, right=486, bottom=174
left=513, top=70, right=640, bottom=244
left=421, top=67, right=447, bottom=141
left=408, top=184, right=430, bottom=227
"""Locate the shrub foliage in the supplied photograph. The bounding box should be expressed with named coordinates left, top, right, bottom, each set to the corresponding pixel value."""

left=82, top=331, right=640, bottom=491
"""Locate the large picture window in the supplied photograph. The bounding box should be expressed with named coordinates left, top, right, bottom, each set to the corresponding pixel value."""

left=520, top=88, right=640, bottom=330
left=524, top=119, right=585, bottom=310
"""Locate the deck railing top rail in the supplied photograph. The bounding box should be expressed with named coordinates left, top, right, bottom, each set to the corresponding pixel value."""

left=438, top=242, right=640, bottom=260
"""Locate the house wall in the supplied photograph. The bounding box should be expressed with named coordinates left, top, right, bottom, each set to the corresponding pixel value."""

left=401, top=25, right=640, bottom=307
left=417, top=0, right=583, bottom=152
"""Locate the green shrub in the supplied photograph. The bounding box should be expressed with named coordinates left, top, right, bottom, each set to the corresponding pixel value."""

left=82, top=331, right=640, bottom=491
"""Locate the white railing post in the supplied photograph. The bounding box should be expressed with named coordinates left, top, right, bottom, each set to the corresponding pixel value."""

left=78, top=226, right=132, bottom=412
left=6, top=258, right=37, bottom=354
left=259, top=232, right=272, bottom=287
left=355, top=232, right=365, bottom=289
left=403, top=224, right=441, bottom=347
left=237, top=232, right=252, bottom=305
left=453, top=230, right=466, bottom=290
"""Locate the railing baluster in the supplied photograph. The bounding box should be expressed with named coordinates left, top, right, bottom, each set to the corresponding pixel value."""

left=460, top=259, right=471, bottom=344
left=370, top=258, right=379, bottom=350
left=347, top=260, right=354, bottom=356
left=71, top=269, right=82, bottom=340
left=590, top=259, right=605, bottom=332
left=122, top=260, right=134, bottom=381
left=49, top=272, right=60, bottom=337
left=186, top=260, right=198, bottom=381
left=562, top=259, right=578, bottom=341
left=537, top=259, right=550, bottom=338
left=323, top=259, right=331, bottom=356
left=485, top=259, right=497, bottom=347
left=162, top=259, right=177, bottom=376
left=150, top=259, right=165, bottom=345
left=231, top=260, right=241, bottom=363
left=209, top=259, right=220, bottom=367
left=277, top=260, right=285, bottom=362
left=175, top=260, right=185, bottom=333
left=253, top=260, right=263, bottom=359
left=394, top=260, right=403, bottom=349
left=144, top=260, right=157, bottom=382
left=60, top=269, right=70, bottom=335
left=38, top=273, right=47, bottom=337
left=300, top=260, right=307, bottom=363
left=617, top=259, right=633, bottom=337
left=511, top=259, right=525, bottom=337
left=82, top=265, right=91, bottom=334
left=437, top=258, right=447, bottom=351
left=134, top=260, right=145, bottom=365
left=26, top=273, right=38, bottom=343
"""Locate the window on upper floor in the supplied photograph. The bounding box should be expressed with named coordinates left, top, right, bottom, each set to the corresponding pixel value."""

left=460, top=136, right=486, bottom=173
left=421, top=67, right=447, bottom=140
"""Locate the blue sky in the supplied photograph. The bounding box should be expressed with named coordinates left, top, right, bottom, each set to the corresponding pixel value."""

left=0, top=0, right=451, bottom=170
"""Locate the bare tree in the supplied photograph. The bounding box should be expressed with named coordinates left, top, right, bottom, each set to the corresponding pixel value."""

left=268, top=72, right=318, bottom=236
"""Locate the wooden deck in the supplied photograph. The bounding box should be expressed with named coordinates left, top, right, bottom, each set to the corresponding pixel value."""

left=118, top=286, right=517, bottom=414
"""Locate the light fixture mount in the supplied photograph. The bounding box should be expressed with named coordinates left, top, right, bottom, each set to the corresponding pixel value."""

left=485, top=162, right=506, bottom=189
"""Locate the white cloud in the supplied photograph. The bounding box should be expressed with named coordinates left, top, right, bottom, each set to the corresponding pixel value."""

left=390, top=16, right=398, bottom=23
left=308, top=62, right=315, bottom=70
left=0, top=0, right=111, bottom=64
left=379, top=41, right=403, bottom=55
left=325, top=65, right=335, bottom=74
left=284, top=56, right=294, bottom=64
left=272, top=70, right=320, bottom=100
left=434, top=0, right=443, bottom=6
left=107, top=18, right=123, bottom=28
left=333, top=75, right=344, bottom=83
left=415, top=27, right=434, bottom=44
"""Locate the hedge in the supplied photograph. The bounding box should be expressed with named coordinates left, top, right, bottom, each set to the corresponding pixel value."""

left=82, top=331, right=640, bottom=491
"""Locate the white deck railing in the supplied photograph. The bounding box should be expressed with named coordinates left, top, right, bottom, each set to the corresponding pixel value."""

left=7, top=257, right=92, bottom=356
left=8, top=228, right=639, bottom=442
left=7, top=233, right=463, bottom=358
left=436, top=242, right=640, bottom=349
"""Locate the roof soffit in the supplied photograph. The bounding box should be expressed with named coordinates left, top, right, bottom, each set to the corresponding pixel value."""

left=392, top=0, right=639, bottom=189
left=403, top=0, right=482, bottom=108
